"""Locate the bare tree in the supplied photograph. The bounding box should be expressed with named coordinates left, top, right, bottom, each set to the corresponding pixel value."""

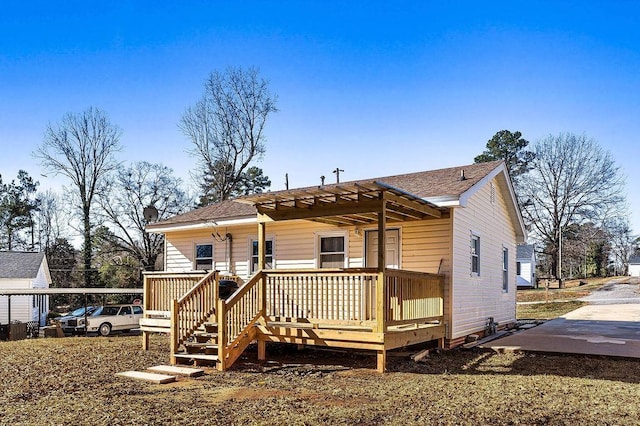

left=608, top=218, right=638, bottom=275
left=180, top=66, right=277, bottom=205
left=98, top=161, right=191, bottom=272
left=35, top=107, right=122, bottom=287
left=34, top=190, right=70, bottom=252
left=520, top=133, right=626, bottom=286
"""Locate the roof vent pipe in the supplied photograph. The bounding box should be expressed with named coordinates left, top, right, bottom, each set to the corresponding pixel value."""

left=460, top=169, right=466, bottom=181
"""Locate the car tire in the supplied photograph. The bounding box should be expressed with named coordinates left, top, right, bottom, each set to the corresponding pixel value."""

left=98, top=323, right=112, bottom=337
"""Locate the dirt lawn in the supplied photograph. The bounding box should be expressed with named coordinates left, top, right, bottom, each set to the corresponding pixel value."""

left=1, top=335, right=639, bottom=425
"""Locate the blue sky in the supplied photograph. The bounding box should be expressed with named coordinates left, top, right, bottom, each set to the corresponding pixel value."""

left=1, top=1, right=639, bottom=232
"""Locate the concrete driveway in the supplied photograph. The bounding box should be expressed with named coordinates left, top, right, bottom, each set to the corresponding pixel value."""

left=484, top=278, right=640, bottom=358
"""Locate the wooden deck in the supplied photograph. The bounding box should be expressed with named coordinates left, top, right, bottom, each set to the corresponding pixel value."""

left=141, top=268, right=445, bottom=372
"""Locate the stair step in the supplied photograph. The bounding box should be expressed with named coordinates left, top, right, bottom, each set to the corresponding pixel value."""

left=116, top=371, right=176, bottom=384
left=140, top=318, right=170, bottom=328
left=174, top=353, right=219, bottom=362
left=203, top=322, right=218, bottom=333
left=147, top=365, right=204, bottom=377
left=185, top=342, right=218, bottom=354
left=139, top=326, right=170, bottom=333
left=194, top=332, right=218, bottom=343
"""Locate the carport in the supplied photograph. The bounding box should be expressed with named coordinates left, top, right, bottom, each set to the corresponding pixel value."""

left=0, top=287, right=143, bottom=339
left=483, top=304, right=640, bottom=358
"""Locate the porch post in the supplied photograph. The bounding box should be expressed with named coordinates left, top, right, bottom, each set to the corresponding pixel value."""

left=375, top=195, right=388, bottom=371
left=257, top=221, right=267, bottom=361
left=377, top=195, right=386, bottom=272
left=258, top=221, right=266, bottom=270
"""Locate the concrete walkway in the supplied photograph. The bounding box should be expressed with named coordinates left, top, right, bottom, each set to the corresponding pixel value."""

left=483, top=304, right=640, bottom=358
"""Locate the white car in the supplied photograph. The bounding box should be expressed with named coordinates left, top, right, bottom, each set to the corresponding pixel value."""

left=86, top=304, right=144, bottom=336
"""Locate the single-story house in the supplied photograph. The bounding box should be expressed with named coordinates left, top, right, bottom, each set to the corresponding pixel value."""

left=143, top=160, right=526, bottom=371
left=0, top=251, right=51, bottom=326
left=629, top=255, right=640, bottom=277
left=516, top=244, right=536, bottom=288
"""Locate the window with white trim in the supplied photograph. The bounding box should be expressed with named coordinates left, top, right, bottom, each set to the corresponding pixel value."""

left=319, top=235, right=345, bottom=268
left=195, top=243, right=213, bottom=271
left=250, top=239, right=273, bottom=273
left=471, top=233, right=480, bottom=275
left=517, top=261, right=521, bottom=276
left=503, top=247, right=509, bottom=292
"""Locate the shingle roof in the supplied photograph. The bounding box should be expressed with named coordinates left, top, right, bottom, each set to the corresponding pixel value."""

left=517, top=244, right=535, bottom=260
left=629, top=255, right=640, bottom=265
left=148, top=199, right=256, bottom=228
left=148, top=160, right=504, bottom=229
left=0, top=251, right=46, bottom=279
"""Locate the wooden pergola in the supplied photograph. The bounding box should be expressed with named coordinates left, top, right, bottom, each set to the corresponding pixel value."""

left=236, top=180, right=448, bottom=272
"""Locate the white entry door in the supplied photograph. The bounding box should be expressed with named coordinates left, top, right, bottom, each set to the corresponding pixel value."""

left=365, top=229, right=400, bottom=269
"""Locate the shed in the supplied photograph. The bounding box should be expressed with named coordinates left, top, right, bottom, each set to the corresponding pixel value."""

left=629, top=255, right=640, bottom=277
left=516, top=244, right=536, bottom=288
left=0, top=252, right=51, bottom=326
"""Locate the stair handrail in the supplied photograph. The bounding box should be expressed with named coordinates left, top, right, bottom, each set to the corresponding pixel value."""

left=170, top=270, right=219, bottom=360
left=217, top=271, right=265, bottom=370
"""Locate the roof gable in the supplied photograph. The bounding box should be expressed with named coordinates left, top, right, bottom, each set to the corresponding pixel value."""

left=147, top=160, right=525, bottom=241
left=0, top=252, right=46, bottom=279
left=517, top=244, right=535, bottom=260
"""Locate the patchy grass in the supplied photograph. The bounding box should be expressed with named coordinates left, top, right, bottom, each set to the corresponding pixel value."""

left=517, top=301, right=587, bottom=320
left=1, top=335, right=639, bottom=425
left=516, top=277, right=613, bottom=303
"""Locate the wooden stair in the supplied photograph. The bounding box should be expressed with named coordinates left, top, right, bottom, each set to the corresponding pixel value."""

left=174, top=322, right=220, bottom=366
left=140, top=310, right=171, bottom=333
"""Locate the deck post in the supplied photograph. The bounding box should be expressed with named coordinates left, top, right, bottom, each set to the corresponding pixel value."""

left=258, top=339, right=266, bottom=361
left=376, top=349, right=387, bottom=373
left=142, top=274, right=151, bottom=350
left=217, top=297, right=226, bottom=371
left=169, top=299, right=178, bottom=365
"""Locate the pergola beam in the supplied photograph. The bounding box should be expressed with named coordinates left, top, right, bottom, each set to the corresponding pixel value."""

left=384, top=192, right=442, bottom=219
left=257, top=199, right=384, bottom=222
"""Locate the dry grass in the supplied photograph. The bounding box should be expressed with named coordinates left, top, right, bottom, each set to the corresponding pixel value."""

left=517, top=301, right=587, bottom=320
left=516, top=277, right=613, bottom=303
left=1, top=335, right=639, bottom=425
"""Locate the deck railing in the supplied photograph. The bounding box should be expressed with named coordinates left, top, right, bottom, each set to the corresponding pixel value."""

left=143, top=272, right=206, bottom=313
left=217, top=272, right=264, bottom=369
left=384, top=269, right=444, bottom=326
left=170, top=270, right=219, bottom=358
left=263, top=269, right=380, bottom=325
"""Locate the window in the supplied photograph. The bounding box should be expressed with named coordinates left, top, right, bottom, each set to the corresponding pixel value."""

left=503, top=247, right=509, bottom=292
left=132, top=306, right=143, bottom=315
left=195, top=243, right=213, bottom=271
left=319, top=235, right=345, bottom=268
left=471, top=233, right=480, bottom=275
left=251, top=239, right=273, bottom=273
left=119, top=306, right=132, bottom=315
left=517, top=261, right=521, bottom=276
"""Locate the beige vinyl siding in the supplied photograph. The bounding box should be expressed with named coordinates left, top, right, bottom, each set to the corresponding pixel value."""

left=165, top=220, right=343, bottom=277
left=450, top=177, right=517, bottom=339
left=164, top=218, right=452, bottom=277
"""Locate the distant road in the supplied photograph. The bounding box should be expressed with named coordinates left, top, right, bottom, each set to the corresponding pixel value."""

left=579, top=277, right=640, bottom=305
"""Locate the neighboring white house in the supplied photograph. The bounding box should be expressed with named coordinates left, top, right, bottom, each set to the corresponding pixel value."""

left=629, top=255, right=640, bottom=277
left=516, top=244, right=536, bottom=288
left=148, top=160, right=527, bottom=348
left=0, top=252, right=51, bottom=325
